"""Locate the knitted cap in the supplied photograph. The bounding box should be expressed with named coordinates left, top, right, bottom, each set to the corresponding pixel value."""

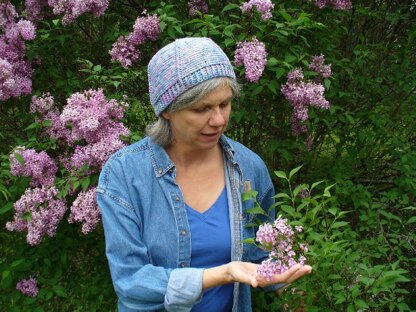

left=148, top=37, right=236, bottom=115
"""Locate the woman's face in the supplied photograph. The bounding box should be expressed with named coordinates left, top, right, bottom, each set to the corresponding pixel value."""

left=162, top=83, right=233, bottom=152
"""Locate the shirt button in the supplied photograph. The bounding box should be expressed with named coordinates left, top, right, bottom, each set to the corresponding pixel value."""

left=181, top=229, right=186, bottom=236
left=158, top=169, right=162, bottom=174
left=180, top=263, right=186, bottom=268
left=175, top=196, right=180, bottom=201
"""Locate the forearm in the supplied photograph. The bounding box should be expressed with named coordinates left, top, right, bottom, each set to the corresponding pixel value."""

left=202, top=264, right=233, bottom=290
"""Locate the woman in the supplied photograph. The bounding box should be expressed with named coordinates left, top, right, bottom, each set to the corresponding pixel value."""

left=97, top=37, right=311, bottom=312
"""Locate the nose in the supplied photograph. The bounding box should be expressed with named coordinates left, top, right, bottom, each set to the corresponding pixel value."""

left=208, top=106, right=227, bottom=127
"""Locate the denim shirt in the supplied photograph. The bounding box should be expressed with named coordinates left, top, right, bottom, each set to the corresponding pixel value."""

left=96, top=135, right=276, bottom=312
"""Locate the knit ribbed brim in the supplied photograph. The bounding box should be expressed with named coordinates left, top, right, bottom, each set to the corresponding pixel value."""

left=148, top=37, right=236, bottom=115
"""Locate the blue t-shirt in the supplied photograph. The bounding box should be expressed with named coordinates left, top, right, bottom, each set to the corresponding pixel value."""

left=185, top=187, right=233, bottom=312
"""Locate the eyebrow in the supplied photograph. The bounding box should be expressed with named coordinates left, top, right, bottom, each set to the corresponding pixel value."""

left=199, top=95, right=233, bottom=106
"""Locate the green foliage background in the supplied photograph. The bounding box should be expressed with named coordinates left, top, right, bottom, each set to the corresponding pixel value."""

left=0, top=0, right=415, bottom=311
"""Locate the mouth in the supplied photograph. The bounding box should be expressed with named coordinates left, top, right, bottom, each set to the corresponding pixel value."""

left=201, top=132, right=221, bottom=139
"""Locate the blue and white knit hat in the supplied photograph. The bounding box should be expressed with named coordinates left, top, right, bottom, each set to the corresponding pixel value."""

left=148, top=37, right=236, bottom=116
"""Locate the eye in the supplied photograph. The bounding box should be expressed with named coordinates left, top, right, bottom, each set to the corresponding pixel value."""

left=192, top=106, right=209, bottom=113
left=220, top=102, right=231, bottom=108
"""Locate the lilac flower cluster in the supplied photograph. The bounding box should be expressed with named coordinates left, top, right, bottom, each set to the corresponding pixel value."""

left=9, top=146, right=57, bottom=187
left=281, top=55, right=332, bottom=136
left=16, top=277, right=39, bottom=297
left=234, top=37, right=267, bottom=82
left=110, top=14, right=161, bottom=68
left=34, top=89, right=129, bottom=172
left=312, top=0, right=352, bottom=10
left=188, top=0, right=208, bottom=16
left=6, top=186, right=67, bottom=245
left=0, top=3, right=35, bottom=101
left=47, top=0, right=109, bottom=25
left=68, top=187, right=100, bottom=234
left=309, top=54, right=332, bottom=78
left=24, top=0, right=49, bottom=21
left=240, top=0, right=275, bottom=20
left=256, top=217, right=308, bottom=281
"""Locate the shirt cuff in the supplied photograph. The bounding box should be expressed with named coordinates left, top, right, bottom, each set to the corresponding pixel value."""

left=164, top=268, right=204, bottom=312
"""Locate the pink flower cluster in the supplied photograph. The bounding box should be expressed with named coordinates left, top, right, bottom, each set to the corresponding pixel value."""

left=10, top=146, right=57, bottom=187
left=47, top=0, right=109, bottom=25
left=312, top=0, right=352, bottom=10
left=24, top=0, right=49, bottom=21
left=16, top=277, right=39, bottom=297
left=6, top=186, right=67, bottom=245
left=188, top=0, right=208, bottom=16
left=68, top=187, right=100, bottom=234
left=110, top=13, right=161, bottom=68
left=0, top=3, right=35, bottom=101
left=256, top=217, right=308, bottom=281
left=309, top=54, right=332, bottom=78
left=234, top=37, right=267, bottom=82
left=33, top=89, right=129, bottom=173
left=281, top=55, right=332, bottom=136
left=240, top=0, right=275, bottom=20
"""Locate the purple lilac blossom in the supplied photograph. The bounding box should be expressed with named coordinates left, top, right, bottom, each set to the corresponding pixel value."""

left=234, top=37, right=267, bottom=82
left=10, top=147, right=57, bottom=187
left=68, top=187, right=100, bottom=234
left=256, top=216, right=307, bottom=281
left=16, top=277, right=39, bottom=297
left=0, top=3, right=35, bottom=101
left=309, top=54, right=332, bottom=79
left=56, top=89, right=129, bottom=172
left=240, top=0, right=274, bottom=20
left=312, top=0, right=352, bottom=10
left=281, top=55, right=331, bottom=137
left=188, top=0, right=208, bottom=16
left=47, top=0, right=109, bottom=25
left=24, top=0, right=49, bottom=21
left=110, top=14, right=161, bottom=68
left=6, top=186, right=67, bottom=245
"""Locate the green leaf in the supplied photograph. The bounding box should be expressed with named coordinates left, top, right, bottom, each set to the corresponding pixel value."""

left=0, top=202, right=13, bottom=215
left=289, top=165, right=302, bottom=179
left=330, top=221, right=349, bottom=229
left=311, top=180, right=325, bottom=190
left=93, top=65, right=102, bottom=72
left=81, top=176, right=90, bottom=192
left=406, top=216, right=416, bottom=224
left=242, top=190, right=258, bottom=201
left=273, top=192, right=290, bottom=199
left=274, top=171, right=287, bottom=179
left=53, top=285, right=67, bottom=298
left=242, top=238, right=255, bottom=244
left=324, top=78, right=331, bottom=89
left=222, top=3, right=239, bottom=12
left=245, top=206, right=268, bottom=216
left=267, top=57, right=279, bottom=66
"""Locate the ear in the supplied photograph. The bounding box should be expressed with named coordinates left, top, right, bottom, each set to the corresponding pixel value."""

left=161, top=111, right=170, bottom=120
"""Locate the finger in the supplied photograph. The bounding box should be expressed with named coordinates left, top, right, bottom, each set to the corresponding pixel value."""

left=269, top=264, right=304, bottom=284
left=285, top=265, right=312, bottom=284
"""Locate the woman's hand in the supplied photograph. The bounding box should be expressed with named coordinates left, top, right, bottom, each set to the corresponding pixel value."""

left=202, top=261, right=312, bottom=290
left=226, top=261, right=312, bottom=288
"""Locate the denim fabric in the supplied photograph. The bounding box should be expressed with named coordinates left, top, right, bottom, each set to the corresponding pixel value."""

left=96, top=135, right=276, bottom=312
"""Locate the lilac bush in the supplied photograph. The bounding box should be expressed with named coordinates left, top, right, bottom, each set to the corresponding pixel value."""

left=281, top=55, right=332, bottom=136
left=234, top=37, right=267, bottom=82
left=240, top=0, right=275, bottom=20
left=188, top=0, right=208, bottom=16
left=110, top=13, right=161, bottom=68
left=16, top=277, right=39, bottom=297
left=6, top=186, right=67, bottom=245
left=256, top=217, right=308, bottom=281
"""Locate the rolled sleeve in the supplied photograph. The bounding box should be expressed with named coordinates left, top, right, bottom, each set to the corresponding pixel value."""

left=164, top=268, right=204, bottom=312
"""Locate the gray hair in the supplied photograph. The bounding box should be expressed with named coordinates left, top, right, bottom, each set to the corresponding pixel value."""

left=145, top=77, right=240, bottom=147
